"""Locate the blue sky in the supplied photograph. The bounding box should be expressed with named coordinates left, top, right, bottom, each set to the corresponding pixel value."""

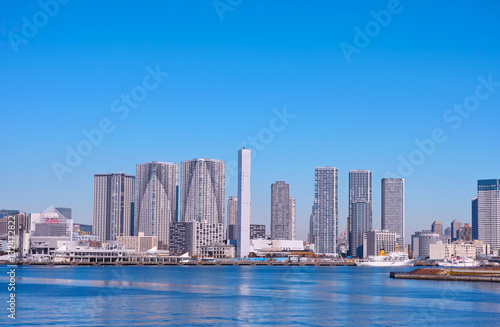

left=1, top=0, right=499, bottom=241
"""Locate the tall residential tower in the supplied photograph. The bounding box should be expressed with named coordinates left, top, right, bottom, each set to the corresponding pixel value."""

left=477, top=179, right=500, bottom=252
left=349, top=170, right=372, bottom=258
left=93, top=173, right=135, bottom=241
left=313, top=167, right=338, bottom=255
left=381, top=178, right=405, bottom=248
left=271, top=181, right=293, bottom=240
left=136, top=162, right=178, bottom=250
left=180, top=158, right=225, bottom=224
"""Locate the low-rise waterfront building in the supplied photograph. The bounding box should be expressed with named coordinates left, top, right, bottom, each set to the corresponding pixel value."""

left=117, top=232, right=158, bottom=251
left=199, top=243, right=235, bottom=259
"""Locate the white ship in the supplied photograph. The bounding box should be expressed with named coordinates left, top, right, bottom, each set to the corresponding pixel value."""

left=356, top=251, right=415, bottom=267
left=437, top=256, right=480, bottom=267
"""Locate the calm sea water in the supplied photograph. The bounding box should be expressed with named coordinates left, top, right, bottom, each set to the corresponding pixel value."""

left=1, top=265, right=500, bottom=326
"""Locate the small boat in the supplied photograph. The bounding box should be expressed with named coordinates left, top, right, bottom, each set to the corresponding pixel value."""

left=437, top=256, right=480, bottom=267
left=356, top=250, right=415, bottom=267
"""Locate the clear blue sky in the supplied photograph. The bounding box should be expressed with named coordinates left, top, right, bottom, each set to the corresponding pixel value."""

left=1, top=1, right=499, bottom=241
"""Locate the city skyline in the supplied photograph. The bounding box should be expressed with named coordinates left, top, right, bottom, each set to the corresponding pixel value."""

left=3, top=157, right=494, bottom=243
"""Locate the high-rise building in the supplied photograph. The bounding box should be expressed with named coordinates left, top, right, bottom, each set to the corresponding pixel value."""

left=472, top=196, right=478, bottom=240
left=290, top=197, right=296, bottom=240
left=237, top=148, right=251, bottom=258
left=313, top=167, right=338, bottom=255
left=477, top=179, right=500, bottom=251
left=349, top=170, right=373, bottom=258
left=93, top=173, right=135, bottom=241
left=381, top=178, right=405, bottom=248
left=444, top=227, right=451, bottom=237
left=136, top=162, right=178, bottom=250
left=431, top=221, right=443, bottom=235
left=227, top=196, right=238, bottom=240
left=271, top=181, right=292, bottom=240
left=180, top=158, right=225, bottom=225
left=451, top=220, right=461, bottom=242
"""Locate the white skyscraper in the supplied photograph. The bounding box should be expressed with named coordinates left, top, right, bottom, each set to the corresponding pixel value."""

left=237, top=148, right=251, bottom=258
left=93, top=173, right=135, bottom=241
left=136, top=162, right=178, bottom=250
left=180, top=158, right=225, bottom=224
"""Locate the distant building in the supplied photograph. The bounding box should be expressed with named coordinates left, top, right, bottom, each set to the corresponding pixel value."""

left=444, top=227, right=451, bottom=237
left=227, top=196, right=238, bottom=240
left=93, top=173, right=135, bottom=242
left=472, top=196, right=478, bottom=240
left=363, top=230, right=396, bottom=258
left=117, top=232, right=158, bottom=251
left=136, top=162, right=178, bottom=250
left=459, top=223, right=473, bottom=242
left=250, top=224, right=265, bottom=239
left=477, top=179, right=500, bottom=252
left=349, top=170, right=372, bottom=257
left=431, top=221, right=443, bottom=235
left=451, top=220, right=461, bottom=242
left=313, top=167, right=338, bottom=255
left=308, top=206, right=314, bottom=244
left=271, top=181, right=292, bottom=240
left=381, top=178, right=405, bottom=248
left=429, top=240, right=489, bottom=260
left=74, top=224, right=92, bottom=234
left=0, top=210, right=19, bottom=219
left=55, top=207, right=72, bottom=220
left=412, top=231, right=451, bottom=259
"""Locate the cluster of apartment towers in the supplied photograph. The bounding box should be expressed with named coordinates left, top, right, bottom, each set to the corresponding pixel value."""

left=93, top=147, right=500, bottom=258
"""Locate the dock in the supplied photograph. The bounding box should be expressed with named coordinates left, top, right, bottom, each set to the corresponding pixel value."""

left=390, top=268, right=500, bottom=282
